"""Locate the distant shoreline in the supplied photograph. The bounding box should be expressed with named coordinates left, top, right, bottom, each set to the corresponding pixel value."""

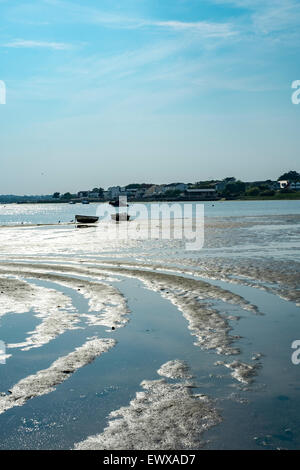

left=1, top=194, right=300, bottom=204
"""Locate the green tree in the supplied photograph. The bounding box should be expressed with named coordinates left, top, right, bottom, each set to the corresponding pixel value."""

left=224, top=177, right=236, bottom=183
left=224, top=181, right=246, bottom=196
left=246, top=187, right=260, bottom=196
left=278, top=170, right=300, bottom=181
left=164, top=189, right=181, bottom=198
left=261, top=190, right=275, bottom=197
left=92, top=187, right=104, bottom=197
left=52, top=192, right=60, bottom=199
left=125, top=183, right=142, bottom=189
left=62, top=192, right=72, bottom=200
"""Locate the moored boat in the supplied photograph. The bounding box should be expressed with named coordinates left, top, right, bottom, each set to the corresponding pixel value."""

left=111, top=213, right=131, bottom=221
left=75, top=215, right=99, bottom=224
left=109, top=200, right=129, bottom=207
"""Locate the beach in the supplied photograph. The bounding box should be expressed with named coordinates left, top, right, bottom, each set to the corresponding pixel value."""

left=0, top=200, right=299, bottom=449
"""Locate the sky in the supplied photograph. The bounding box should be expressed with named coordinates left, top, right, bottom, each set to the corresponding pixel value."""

left=0, top=0, right=299, bottom=195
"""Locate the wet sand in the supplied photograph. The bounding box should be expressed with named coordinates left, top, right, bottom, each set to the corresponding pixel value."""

left=0, top=208, right=299, bottom=449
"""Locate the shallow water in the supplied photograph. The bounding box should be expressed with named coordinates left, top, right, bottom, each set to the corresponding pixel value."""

left=1, top=200, right=300, bottom=226
left=0, top=200, right=299, bottom=449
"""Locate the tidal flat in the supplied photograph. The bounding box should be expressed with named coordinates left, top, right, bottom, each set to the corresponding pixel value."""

left=0, top=200, right=299, bottom=449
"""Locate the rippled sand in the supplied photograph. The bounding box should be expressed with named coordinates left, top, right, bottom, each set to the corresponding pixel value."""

left=75, top=360, right=220, bottom=450
left=0, top=338, right=115, bottom=415
left=0, top=211, right=299, bottom=449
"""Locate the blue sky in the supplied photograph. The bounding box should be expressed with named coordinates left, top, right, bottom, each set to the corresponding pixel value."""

left=0, top=0, right=299, bottom=194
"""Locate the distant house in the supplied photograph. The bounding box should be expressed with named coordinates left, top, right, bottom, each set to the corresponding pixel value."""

left=215, top=181, right=226, bottom=192
left=278, top=180, right=300, bottom=190
left=88, top=191, right=101, bottom=199
left=215, top=178, right=235, bottom=192
left=244, top=180, right=280, bottom=191
left=185, top=188, right=217, bottom=200
left=134, top=188, right=146, bottom=199
left=144, top=185, right=166, bottom=197
left=106, top=186, right=124, bottom=199
left=105, top=186, right=143, bottom=200
left=290, top=181, right=300, bottom=190
left=77, top=190, right=102, bottom=199
left=266, top=181, right=280, bottom=190
left=77, top=191, right=89, bottom=199
left=164, top=183, right=188, bottom=192
left=278, top=180, right=290, bottom=189
left=124, top=187, right=139, bottom=199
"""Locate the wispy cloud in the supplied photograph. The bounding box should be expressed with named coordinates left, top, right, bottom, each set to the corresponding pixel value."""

left=149, top=20, right=237, bottom=38
left=5, top=0, right=237, bottom=39
left=251, top=1, right=300, bottom=35
left=3, top=39, right=73, bottom=50
left=210, top=0, right=300, bottom=36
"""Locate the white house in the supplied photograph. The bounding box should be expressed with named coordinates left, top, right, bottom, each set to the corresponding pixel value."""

left=107, top=186, right=124, bottom=199
left=165, top=183, right=188, bottom=192
left=274, top=180, right=300, bottom=190
left=278, top=180, right=290, bottom=189
left=144, top=185, right=166, bottom=197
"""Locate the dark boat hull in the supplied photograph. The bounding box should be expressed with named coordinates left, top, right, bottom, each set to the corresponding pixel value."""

left=75, top=215, right=99, bottom=224
left=109, top=200, right=129, bottom=207
left=111, top=213, right=130, bottom=221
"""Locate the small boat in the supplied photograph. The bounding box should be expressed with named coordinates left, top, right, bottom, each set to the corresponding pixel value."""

left=75, top=215, right=99, bottom=224
left=82, top=200, right=90, bottom=204
left=111, top=213, right=131, bottom=221
left=109, top=200, right=129, bottom=207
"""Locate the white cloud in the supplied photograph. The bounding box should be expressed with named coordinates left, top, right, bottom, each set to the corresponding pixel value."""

left=150, top=20, right=237, bottom=38
left=3, top=39, right=73, bottom=50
